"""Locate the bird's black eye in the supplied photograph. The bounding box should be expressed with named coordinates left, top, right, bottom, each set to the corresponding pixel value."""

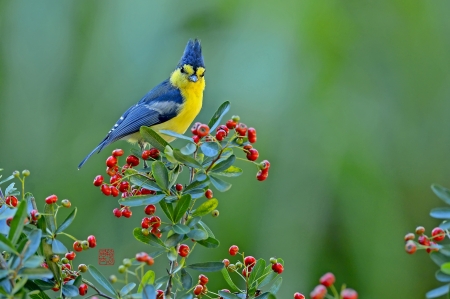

left=180, top=67, right=185, bottom=74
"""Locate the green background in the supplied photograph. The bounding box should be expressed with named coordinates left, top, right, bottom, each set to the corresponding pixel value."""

left=1, top=1, right=450, bottom=298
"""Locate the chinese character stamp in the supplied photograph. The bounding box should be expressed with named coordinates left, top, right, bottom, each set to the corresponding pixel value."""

left=98, top=248, right=114, bottom=265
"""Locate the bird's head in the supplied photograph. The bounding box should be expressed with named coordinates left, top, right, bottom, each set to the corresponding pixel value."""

left=170, top=39, right=206, bottom=90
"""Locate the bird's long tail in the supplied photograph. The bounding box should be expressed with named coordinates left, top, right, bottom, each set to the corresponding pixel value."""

left=78, top=139, right=109, bottom=169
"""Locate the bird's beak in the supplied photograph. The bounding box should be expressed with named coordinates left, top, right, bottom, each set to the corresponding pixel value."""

left=188, top=74, right=198, bottom=82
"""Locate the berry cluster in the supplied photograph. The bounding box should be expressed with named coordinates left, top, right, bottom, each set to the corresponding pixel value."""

left=141, top=204, right=162, bottom=238
left=42, top=251, right=89, bottom=296
left=404, top=225, right=446, bottom=254
left=310, top=272, right=358, bottom=299
left=193, top=274, right=209, bottom=296
left=72, top=235, right=97, bottom=252
left=226, top=244, right=283, bottom=276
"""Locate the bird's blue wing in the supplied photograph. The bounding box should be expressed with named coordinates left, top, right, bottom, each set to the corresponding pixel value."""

left=78, top=81, right=183, bottom=169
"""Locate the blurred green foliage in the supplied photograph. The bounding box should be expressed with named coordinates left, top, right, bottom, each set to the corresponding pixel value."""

left=1, top=1, right=450, bottom=298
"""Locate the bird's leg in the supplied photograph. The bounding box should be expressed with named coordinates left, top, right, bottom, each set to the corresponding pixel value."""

left=139, top=141, right=148, bottom=169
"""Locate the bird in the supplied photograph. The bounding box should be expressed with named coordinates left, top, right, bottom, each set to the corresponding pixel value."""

left=78, top=39, right=205, bottom=169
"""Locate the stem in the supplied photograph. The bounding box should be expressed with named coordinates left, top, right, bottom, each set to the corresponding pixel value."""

left=0, top=253, right=14, bottom=289
left=58, top=232, right=78, bottom=241
left=330, top=284, right=340, bottom=298
left=21, top=177, right=25, bottom=201
left=82, top=279, right=115, bottom=299
left=205, top=148, right=224, bottom=174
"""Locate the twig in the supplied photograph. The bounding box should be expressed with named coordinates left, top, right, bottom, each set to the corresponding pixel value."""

left=205, top=149, right=224, bottom=173
left=82, top=279, right=115, bottom=299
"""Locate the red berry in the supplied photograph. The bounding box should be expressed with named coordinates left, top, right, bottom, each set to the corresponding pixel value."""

left=149, top=216, right=161, bottom=228
left=152, top=228, right=162, bottom=238
left=141, top=218, right=150, bottom=229
left=405, top=240, right=417, bottom=254
left=205, top=189, right=213, bottom=199
left=175, top=184, right=183, bottom=191
left=110, top=186, right=119, bottom=197
left=112, top=149, right=124, bottom=157
left=294, top=293, right=305, bottom=299
left=198, top=274, right=208, bottom=285
left=141, top=188, right=156, bottom=195
left=106, top=156, right=117, bottom=167
left=223, top=259, right=230, bottom=267
left=73, top=241, right=83, bottom=252
left=191, top=122, right=202, bottom=135
left=432, top=227, right=446, bottom=242
left=197, top=124, right=210, bottom=138
left=126, top=155, right=140, bottom=167
left=118, top=181, right=130, bottom=193
left=260, top=160, right=271, bottom=170
left=272, top=262, right=284, bottom=274
left=244, top=256, right=256, bottom=267
left=93, top=175, right=103, bottom=187
left=106, top=166, right=118, bottom=176
left=242, top=268, right=250, bottom=277
left=142, top=150, right=151, bottom=160
left=236, top=123, right=248, bottom=136
left=65, top=251, right=76, bottom=261
left=45, top=195, right=58, bottom=204
left=121, top=164, right=131, bottom=174
left=30, top=209, right=39, bottom=221
left=113, top=208, right=122, bottom=218
left=156, top=290, right=164, bottom=299
left=418, top=235, right=430, bottom=246
left=427, top=242, right=439, bottom=253
left=87, top=235, right=96, bottom=248
left=404, top=233, right=415, bottom=241
left=149, top=148, right=160, bottom=159
left=144, top=204, right=156, bottom=215
left=248, top=135, right=257, bottom=143
left=226, top=119, right=236, bottom=129
left=341, top=288, right=358, bottom=299
left=319, top=272, right=335, bottom=287
left=192, top=135, right=200, bottom=143
left=256, top=170, right=268, bottom=181
left=193, top=284, right=203, bottom=295
left=310, top=285, right=327, bottom=299
left=246, top=148, right=259, bottom=161
left=110, top=174, right=122, bottom=186
left=136, top=252, right=149, bottom=262
left=6, top=217, right=13, bottom=226
left=79, top=283, right=88, bottom=296
left=415, top=226, right=425, bottom=235
left=247, top=127, right=257, bottom=143
left=243, top=144, right=253, bottom=151
left=122, top=208, right=132, bottom=218
left=62, top=263, right=71, bottom=270
left=131, top=189, right=142, bottom=196
left=178, top=244, right=190, bottom=257
left=5, top=196, right=18, bottom=207
left=216, top=130, right=227, bottom=141
left=229, top=245, right=239, bottom=256
left=101, top=184, right=111, bottom=196
left=217, top=125, right=229, bottom=135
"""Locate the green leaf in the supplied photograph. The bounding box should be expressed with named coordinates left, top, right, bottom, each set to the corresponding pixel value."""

left=192, top=198, right=218, bottom=217
left=12, top=276, right=28, bottom=295
left=173, top=194, right=192, bottom=223
left=198, top=221, right=216, bottom=238
left=165, top=233, right=184, bottom=247
left=142, top=284, right=157, bottom=299
left=431, top=208, right=450, bottom=219
left=433, top=184, right=450, bottom=205
left=212, top=166, right=243, bottom=177
left=181, top=269, right=193, bottom=289
left=187, top=216, right=201, bottom=227
left=133, top=228, right=166, bottom=248
left=0, top=175, right=14, bottom=185
left=129, top=174, right=162, bottom=191
left=437, top=270, right=450, bottom=282
left=208, top=101, right=230, bottom=131
left=187, top=229, right=208, bottom=241
left=56, top=208, right=77, bottom=234
left=432, top=252, right=449, bottom=267
left=23, top=256, right=44, bottom=269
left=197, top=237, right=220, bottom=248
left=140, top=126, right=171, bottom=152
left=268, top=276, right=282, bottom=294
left=88, top=265, right=116, bottom=296
left=120, top=282, right=136, bottom=296
left=8, top=200, right=27, bottom=245
left=173, top=149, right=203, bottom=168
left=181, top=143, right=197, bottom=155
left=201, top=142, right=220, bottom=157
left=159, top=201, right=174, bottom=222
left=256, top=292, right=277, bottom=299
left=32, top=279, right=54, bottom=291
left=152, top=161, right=169, bottom=191
left=209, top=175, right=232, bottom=192
left=211, top=155, right=236, bottom=173
left=18, top=268, right=53, bottom=280
left=119, top=194, right=166, bottom=207
left=0, top=233, right=18, bottom=255
left=258, top=270, right=277, bottom=288
left=426, top=285, right=450, bottom=298
left=167, top=247, right=177, bottom=261
left=185, top=179, right=210, bottom=192
left=218, top=290, right=242, bottom=299
left=187, top=261, right=224, bottom=272
left=186, top=188, right=205, bottom=199
left=138, top=270, right=156, bottom=292
left=43, top=203, right=56, bottom=234
left=23, top=229, right=42, bottom=260
left=159, top=130, right=194, bottom=142
left=51, top=239, right=67, bottom=254
left=249, top=259, right=266, bottom=288
left=173, top=224, right=190, bottom=234
left=440, top=222, right=450, bottom=230
left=155, top=275, right=169, bottom=289
left=62, top=284, right=79, bottom=297
left=443, top=263, right=450, bottom=275
left=221, top=268, right=241, bottom=292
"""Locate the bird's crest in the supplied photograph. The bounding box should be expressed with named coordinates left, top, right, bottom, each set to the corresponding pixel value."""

left=178, top=39, right=204, bottom=69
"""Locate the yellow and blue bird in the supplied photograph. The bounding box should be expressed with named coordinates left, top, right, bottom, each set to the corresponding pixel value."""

left=78, top=39, right=206, bottom=169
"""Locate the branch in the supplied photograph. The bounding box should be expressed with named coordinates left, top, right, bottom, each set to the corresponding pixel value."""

left=82, top=279, right=115, bottom=299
